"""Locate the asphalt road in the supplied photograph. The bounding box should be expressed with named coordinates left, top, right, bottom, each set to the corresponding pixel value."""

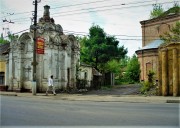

left=1, top=96, right=179, bottom=128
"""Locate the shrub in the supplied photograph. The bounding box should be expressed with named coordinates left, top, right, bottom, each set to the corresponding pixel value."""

left=140, top=81, right=151, bottom=94
left=140, top=70, right=155, bottom=94
left=148, top=70, right=155, bottom=83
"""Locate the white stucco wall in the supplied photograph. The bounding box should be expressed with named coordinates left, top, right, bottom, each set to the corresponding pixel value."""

left=7, top=22, right=80, bottom=92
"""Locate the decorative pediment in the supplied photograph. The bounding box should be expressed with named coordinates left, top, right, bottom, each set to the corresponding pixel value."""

left=60, top=35, right=70, bottom=49
left=51, top=34, right=61, bottom=46
left=55, top=24, right=63, bottom=34
left=68, top=35, right=80, bottom=51
left=43, top=23, right=55, bottom=31
left=19, top=32, right=33, bottom=43
left=18, top=32, right=33, bottom=51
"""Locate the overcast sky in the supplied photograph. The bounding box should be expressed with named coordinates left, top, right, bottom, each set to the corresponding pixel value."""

left=0, top=0, right=178, bottom=56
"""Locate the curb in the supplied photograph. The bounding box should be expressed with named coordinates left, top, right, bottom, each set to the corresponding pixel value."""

left=0, top=93, right=17, bottom=96
left=1, top=93, right=179, bottom=103
left=166, top=100, right=180, bottom=103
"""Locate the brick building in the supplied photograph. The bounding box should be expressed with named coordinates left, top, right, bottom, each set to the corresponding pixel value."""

left=136, top=10, right=180, bottom=81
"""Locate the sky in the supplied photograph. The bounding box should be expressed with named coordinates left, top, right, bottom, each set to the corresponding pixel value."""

left=0, top=0, right=178, bottom=57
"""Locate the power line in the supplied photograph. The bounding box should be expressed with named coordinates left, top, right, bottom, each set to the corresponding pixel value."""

left=2, top=27, right=171, bottom=43
left=1, top=0, right=173, bottom=19
left=51, top=0, right=110, bottom=10
left=3, top=28, right=29, bottom=38
left=51, top=0, right=155, bottom=15
left=50, top=1, right=175, bottom=17
left=0, top=0, right=113, bottom=18
left=2, top=0, right=174, bottom=24
left=2, top=27, right=170, bottom=40
left=0, top=1, right=172, bottom=27
left=1, top=1, right=177, bottom=40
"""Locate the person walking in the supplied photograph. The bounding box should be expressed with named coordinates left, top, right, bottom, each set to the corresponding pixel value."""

left=46, top=75, right=56, bottom=95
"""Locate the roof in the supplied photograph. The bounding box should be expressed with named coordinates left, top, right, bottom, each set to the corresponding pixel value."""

left=0, top=43, right=10, bottom=55
left=140, top=13, right=180, bottom=25
left=141, top=39, right=164, bottom=50
left=80, top=63, right=92, bottom=67
left=136, top=39, right=164, bottom=53
left=92, top=68, right=102, bottom=76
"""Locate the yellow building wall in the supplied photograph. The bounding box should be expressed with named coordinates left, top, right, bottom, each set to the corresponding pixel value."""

left=158, top=43, right=180, bottom=96
left=0, top=61, right=6, bottom=72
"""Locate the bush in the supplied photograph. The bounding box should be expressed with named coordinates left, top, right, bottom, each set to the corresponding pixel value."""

left=140, top=70, right=155, bottom=94
left=148, top=70, right=155, bottom=83
left=140, top=81, right=152, bottom=94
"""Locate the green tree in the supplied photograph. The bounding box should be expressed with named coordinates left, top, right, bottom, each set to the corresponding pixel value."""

left=125, top=54, right=140, bottom=83
left=0, top=33, right=18, bottom=44
left=0, top=38, right=9, bottom=44
left=104, top=59, right=121, bottom=73
left=80, top=24, right=127, bottom=72
left=150, top=4, right=164, bottom=19
left=160, top=22, right=180, bottom=43
left=0, top=33, right=9, bottom=44
left=77, top=36, right=89, bottom=64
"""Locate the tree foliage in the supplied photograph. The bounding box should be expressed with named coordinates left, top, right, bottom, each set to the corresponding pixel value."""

left=104, top=59, right=121, bottom=73
left=0, top=37, right=9, bottom=44
left=160, top=22, right=180, bottom=43
left=79, top=24, right=128, bottom=72
left=125, top=55, right=140, bottom=83
left=0, top=33, right=18, bottom=44
left=150, top=4, right=164, bottom=19
left=0, top=34, right=9, bottom=44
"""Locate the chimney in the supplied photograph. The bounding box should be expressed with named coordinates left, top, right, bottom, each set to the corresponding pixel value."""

left=43, top=5, right=50, bottom=20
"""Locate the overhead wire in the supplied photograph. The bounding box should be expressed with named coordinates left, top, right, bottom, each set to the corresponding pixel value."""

left=1, top=0, right=168, bottom=19
left=1, top=0, right=177, bottom=40
left=0, top=0, right=170, bottom=19
left=1, top=0, right=175, bottom=26
left=50, top=1, right=175, bottom=17
left=0, top=0, right=173, bottom=28
left=2, top=27, right=169, bottom=42
left=0, top=0, right=116, bottom=18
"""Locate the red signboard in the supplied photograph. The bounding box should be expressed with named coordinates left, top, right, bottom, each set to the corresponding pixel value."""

left=36, top=37, right=45, bottom=54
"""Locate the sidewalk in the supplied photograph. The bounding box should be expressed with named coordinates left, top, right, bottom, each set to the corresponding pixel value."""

left=0, top=91, right=180, bottom=103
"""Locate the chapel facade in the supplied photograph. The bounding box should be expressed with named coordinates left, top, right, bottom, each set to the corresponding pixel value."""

left=135, top=7, right=180, bottom=96
left=6, top=5, right=80, bottom=92
left=136, top=12, right=180, bottom=81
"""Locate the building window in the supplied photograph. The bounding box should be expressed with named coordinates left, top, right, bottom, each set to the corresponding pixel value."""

left=0, top=72, right=5, bottom=85
left=84, top=72, right=87, bottom=80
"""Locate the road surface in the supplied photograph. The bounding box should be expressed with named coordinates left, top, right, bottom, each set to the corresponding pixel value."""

left=1, top=96, right=179, bottom=127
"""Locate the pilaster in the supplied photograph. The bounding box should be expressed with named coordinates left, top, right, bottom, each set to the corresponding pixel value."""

left=173, top=48, right=178, bottom=96
left=161, top=49, right=168, bottom=96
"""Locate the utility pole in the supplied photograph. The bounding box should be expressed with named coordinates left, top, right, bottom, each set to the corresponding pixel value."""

left=32, top=0, right=41, bottom=95
left=2, top=13, right=15, bottom=90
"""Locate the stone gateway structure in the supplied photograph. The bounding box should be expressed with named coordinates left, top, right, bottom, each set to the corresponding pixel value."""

left=158, top=43, right=180, bottom=96
left=7, top=5, right=80, bottom=92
